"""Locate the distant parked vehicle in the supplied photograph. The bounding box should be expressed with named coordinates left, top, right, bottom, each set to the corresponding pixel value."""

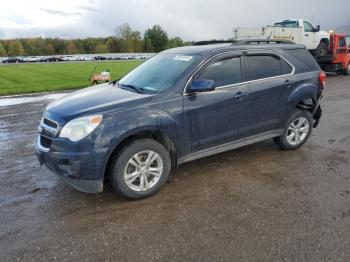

left=134, top=55, right=147, bottom=60
left=76, top=56, right=91, bottom=61
left=40, top=56, right=60, bottom=63
left=26, top=56, right=40, bottom=63
left=317, top=33, right=350, bottom=75
left=55, top=56, right=65, bottom=62
left=94, top=56, right=107, bottom=61
left=63, top=55, right=76, bottom=62
left=2, top=57, right=24, bottom=63
left=234, top=19, right=330, bottom=56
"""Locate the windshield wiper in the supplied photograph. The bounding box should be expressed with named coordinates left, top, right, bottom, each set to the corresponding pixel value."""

left=109, top=79, right=119, bottom=86
left=119, top=83, right=143, bottom=94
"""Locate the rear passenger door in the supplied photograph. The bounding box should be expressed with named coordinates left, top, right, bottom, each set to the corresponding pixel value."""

left=245, top=52, right=294, bottom=136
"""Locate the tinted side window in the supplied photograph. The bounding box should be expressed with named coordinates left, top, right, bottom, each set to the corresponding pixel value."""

left=339, top=37, right=346, bottom=48
left=286, top=48, right=320, bottom=70
left=198, top=57, right=242, bottom=87
left=247, top=55, right=282, bottom=81
left=281, top=59, right=293, bottom=74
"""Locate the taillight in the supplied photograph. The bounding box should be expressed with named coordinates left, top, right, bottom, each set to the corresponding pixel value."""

left=319, top=71, right=327, bottom=88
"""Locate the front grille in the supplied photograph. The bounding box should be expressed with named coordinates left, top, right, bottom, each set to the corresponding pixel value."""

left=43, top=118, right=58, bottom=130
left=40, top=135, right=52, bottom=149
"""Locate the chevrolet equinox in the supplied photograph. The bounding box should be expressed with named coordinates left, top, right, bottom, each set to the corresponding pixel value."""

left=35, top=43, right=325, bottom=199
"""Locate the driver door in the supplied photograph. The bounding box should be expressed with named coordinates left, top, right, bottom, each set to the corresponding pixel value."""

left=184, top=52, right=251, bottom=153
left=302, top=21, right=318, bottom=50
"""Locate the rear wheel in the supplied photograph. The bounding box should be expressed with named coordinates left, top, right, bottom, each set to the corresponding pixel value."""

left=109, top=139, right=171, bottom=199
left=274, top=110, right=313, bottom=150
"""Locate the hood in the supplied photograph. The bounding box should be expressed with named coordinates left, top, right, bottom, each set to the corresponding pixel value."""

left=319, top=31, right=330, bottom=38
left=45, top=83, right=152, bottom=124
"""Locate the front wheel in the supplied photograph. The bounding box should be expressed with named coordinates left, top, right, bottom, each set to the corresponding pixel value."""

left=109, top=139, right=171, bottom=199
left=274, top=110, right=313, bottom=150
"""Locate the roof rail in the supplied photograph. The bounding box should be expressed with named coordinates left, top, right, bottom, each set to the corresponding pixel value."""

left=233, top=39, right=295, bottom=45
left=193, top=39, right=295, bottom=46
left=193, top=40, right=235, bottom=46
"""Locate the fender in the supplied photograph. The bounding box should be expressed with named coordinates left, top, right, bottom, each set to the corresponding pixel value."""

left=98, top=107, right=186, bottom=177
left=287, top=83, right=318, bottom=108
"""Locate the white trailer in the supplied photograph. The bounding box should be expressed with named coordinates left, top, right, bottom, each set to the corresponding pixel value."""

left=233, top=19, right=330, bottom=56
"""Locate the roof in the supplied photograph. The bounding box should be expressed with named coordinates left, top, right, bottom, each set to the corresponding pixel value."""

left=162, top=43, right=306, bottom=56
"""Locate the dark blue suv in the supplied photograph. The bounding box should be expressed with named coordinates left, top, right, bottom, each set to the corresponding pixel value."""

left=35, top=43, right=324, bottom=199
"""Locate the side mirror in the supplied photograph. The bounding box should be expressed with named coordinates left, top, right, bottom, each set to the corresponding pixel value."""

left=189, top=79, right=215, bottom=93
left=314, top=25, right=320, bottom=32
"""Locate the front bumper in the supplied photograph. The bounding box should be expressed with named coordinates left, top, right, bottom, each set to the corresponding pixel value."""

left=35, top=140, right=108, bottom=194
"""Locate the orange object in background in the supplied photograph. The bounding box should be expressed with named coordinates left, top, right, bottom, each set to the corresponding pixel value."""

left=89, top=66, right=112, bottom=85
left=318, top=33, right=350, bottom=75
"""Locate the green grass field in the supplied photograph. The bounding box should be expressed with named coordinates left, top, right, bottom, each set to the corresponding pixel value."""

left=0, top=61, right=143, bottom=96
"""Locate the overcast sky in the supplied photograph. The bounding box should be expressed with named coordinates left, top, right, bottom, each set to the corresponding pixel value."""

left=0, top=0, right=349, bottom=40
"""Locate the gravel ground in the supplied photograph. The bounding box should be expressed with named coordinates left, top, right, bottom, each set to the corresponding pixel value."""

left=0, top=76, right=349, bottom=262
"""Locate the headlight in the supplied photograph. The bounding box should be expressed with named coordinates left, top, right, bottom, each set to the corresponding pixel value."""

left=59, top=115, right=103, bottom=142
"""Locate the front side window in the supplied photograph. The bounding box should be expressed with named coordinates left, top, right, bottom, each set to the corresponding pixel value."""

left=303, top=21, right=315, bottom=32
left=247, top=55, right=291, bottom=81
left=197, top=57, right=242, bottom=87
left=339, top=37, right=346, bottom=48
left=119, top=53, right=200, bottom=93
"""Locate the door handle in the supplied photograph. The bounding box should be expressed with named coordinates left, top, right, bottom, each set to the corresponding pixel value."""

left=284, top=80, right=292, bottom=87
left=305, top=34, right=309, bottom=36
left=233, top=91, right=248, bottom=100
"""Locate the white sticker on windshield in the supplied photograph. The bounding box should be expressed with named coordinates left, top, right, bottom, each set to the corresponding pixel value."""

left=174, top=55, right=193, bottom=61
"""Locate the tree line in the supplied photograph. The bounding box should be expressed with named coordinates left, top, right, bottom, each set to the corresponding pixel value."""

left=0, top=24, right=187, bottom=57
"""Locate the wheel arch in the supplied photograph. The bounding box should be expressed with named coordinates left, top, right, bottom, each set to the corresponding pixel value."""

left=287, top=83, right=318, bottom=111
left=103, top=128, right=178, bottom=180
left=320, top=38, right=330, bottom=47
left=296, top=97, right=316, bottom=113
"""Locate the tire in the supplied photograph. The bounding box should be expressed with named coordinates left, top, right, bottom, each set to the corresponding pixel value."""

left=314, top=42, right=328, bottom=57
left=109, top=139, right=171, bottom=199
left=274, top=110, right=313, bottom=150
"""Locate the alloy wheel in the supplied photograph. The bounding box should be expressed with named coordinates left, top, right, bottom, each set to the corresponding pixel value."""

left=286, top=117, right=310, bottom=146
left=124, top=150, right=163, bottom=192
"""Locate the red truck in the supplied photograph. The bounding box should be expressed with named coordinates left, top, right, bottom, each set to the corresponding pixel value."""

left=318, top=33, right=350, bottom=75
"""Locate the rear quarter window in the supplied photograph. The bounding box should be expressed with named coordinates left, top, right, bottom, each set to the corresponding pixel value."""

left=281, top=59, right=293, bottom=74
left=246, top=55, right=292, bottom=81
left=285, top=48, right=320, bottom=71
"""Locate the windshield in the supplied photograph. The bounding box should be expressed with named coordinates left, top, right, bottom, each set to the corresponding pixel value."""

left=119, top=53, right=200, bottom=93
left=274, top=21, right=299, bottom=27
